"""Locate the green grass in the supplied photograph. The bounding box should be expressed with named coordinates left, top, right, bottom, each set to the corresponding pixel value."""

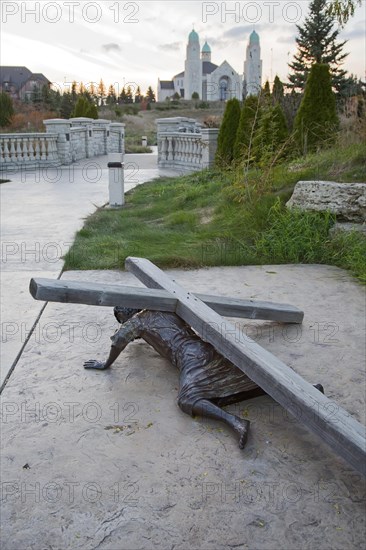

left=64, top=142, right=366, bottom=282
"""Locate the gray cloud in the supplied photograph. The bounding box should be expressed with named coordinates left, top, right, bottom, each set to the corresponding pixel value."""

left=276, top=34, right=296, bottom=45
left=342, top=27, right=366, bottom=40
left=223, top=25, right=253, bottom=39
left=102, top=43, right=121, bottom=53
left=159, top=42, right=181, bottom=51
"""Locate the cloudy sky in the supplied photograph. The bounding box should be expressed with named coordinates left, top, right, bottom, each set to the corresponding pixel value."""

left=1, top=1, right=365, bottom=95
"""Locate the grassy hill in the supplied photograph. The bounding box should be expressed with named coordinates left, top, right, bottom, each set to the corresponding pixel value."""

left=64, top=139, right=366, bottom=282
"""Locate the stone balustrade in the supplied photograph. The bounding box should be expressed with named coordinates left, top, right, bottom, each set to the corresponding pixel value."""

left=0, top=118, right=125, bottom=172
left=157, top=117, right=218, bottom=172
left=0, top=133, right=60, bottom=168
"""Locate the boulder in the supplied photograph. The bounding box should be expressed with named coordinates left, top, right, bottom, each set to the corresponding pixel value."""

left=286, top=181, right=366, bottom=222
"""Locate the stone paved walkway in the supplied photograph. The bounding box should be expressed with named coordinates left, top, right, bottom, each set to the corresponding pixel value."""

left=0, top=149, right=177, bottom=386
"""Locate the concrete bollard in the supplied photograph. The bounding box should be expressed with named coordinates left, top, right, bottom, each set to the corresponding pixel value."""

left=108, top=153, right=124, bottom=207
left=141, top=136, right=147, bottom=147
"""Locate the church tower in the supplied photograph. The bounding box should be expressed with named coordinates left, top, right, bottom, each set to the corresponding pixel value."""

left=201, top=41, right=211, bottom=62
left=244, top=30, right=262, bottom=96
left=184, top=29, right=203, bottom=99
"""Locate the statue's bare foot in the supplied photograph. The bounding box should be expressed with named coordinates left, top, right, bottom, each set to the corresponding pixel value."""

left=234, top=418, right=250, bottom=449
left=84, top=359, right=108, bottom=370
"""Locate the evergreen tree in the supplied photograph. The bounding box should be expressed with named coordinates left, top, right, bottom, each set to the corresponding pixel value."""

left=253, top=103, right=289, bottom=165
left=215, top=97, right=241, bottom=166
left=41, top=85, right=61, bottom=111
left=71, top=81, right=78, bottom=102
left=98, top=79, right=106, bottom=106
left=233, top=95, right=261, bottom=163
left=294, top=63, right=339, bottom=154
left=263, top=80, right=271, bottom=98
left=134, top=86, right=142, bottom=103
left=106, top=85, right=117, bottom=106
left=126, top=86, right=134, bottom=104
left=72, top=96, right=98, bottom=119
left=60, top=92, right=74, bottom=118
left=88, top=83, right=97, bottom=103
left=272, top=75, right=284, bottom=104
left=288, top=0, right=348, bottom=93
left=119, top=87, right=127, bottom=104
left=146, top=86, right=156, bottom=103
left=0, top=92, right=14, bottom=127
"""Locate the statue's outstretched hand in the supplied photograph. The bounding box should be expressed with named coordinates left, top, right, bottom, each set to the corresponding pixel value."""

left=84, top=359, right=108, bottom=370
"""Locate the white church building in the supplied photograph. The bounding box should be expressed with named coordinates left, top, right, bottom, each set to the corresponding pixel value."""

left=158, top=29, right=262, bottom=102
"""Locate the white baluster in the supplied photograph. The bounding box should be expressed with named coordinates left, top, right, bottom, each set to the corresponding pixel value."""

left=40, top=137, right=47, bottom=160
left=10, top=138, right=16, bottom=162
left=15, top=138, right=23, bottom=162
left=34, top=139, right=40, bottom=160
left=3, top=139, right=11, bottom=162
left=167, top=137, right=173, bottom=161
left=23, top=137, right=30, bottom=162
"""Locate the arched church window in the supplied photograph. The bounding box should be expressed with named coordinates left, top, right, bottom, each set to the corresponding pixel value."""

left=219, top=77, right=229, bottom=101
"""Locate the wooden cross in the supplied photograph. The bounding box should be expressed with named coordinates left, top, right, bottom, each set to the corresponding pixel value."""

left=30, top=257, right=366, bottom=476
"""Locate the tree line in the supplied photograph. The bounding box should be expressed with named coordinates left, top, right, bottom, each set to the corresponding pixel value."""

left=0, top=79, right=157, bottom=126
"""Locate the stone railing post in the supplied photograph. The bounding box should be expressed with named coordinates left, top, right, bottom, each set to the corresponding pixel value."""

left=109, top=123, right=125, bottom=156
left=92, top=119, right=111, bottom=155
left=201, top=128, right=219, bottom=169
left=70, top=117, right=94, bottom=157
left=44, top=119, right=72, bottom=165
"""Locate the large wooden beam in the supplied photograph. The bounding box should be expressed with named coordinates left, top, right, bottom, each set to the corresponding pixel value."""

left=29, top=278, right=304, bottom=323
left=125, top=256, right=366, bottom=476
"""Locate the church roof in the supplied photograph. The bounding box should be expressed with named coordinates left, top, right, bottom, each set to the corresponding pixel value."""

left=189, top=29, right=199, bottom=42
left=173, top=71, right=184, bottom=79
left=249, top=30, right=260, bottom=44
left=202, top=41, right=211, bottom=53
left=202, top=61, right=218, bottom=75
left=160, top=80, right=174, bottom=90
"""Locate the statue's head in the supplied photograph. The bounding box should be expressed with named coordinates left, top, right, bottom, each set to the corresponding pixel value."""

left=114, top=306, right=141, bottom=324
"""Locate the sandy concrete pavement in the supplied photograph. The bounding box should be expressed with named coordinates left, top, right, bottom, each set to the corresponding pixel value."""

left=1, top=264, right=365, bottom=550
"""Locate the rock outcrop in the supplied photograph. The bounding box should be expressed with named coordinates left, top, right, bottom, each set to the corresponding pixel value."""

left=286, top=181, right=366, bottom=222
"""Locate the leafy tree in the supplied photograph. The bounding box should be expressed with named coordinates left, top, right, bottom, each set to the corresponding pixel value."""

left=215, top=97, right=241, bottom=166
left=272, top=75, right=284, bottom=104
left=294, top=63, right=339, bottom=154
left=233, top=95, right=261, bottom=163
left=288, top=0, right=348, bottom=93
left=327, top=0, right=362, bottom=26
left=192, top=91, right=199, bottom=99
left=72, top=96, right=98, bottom=119
left=0, top=92, right=14, bottom=126
left=252, top=103, right=289, bottom=166
left=146, top=86, right=156, bottom=103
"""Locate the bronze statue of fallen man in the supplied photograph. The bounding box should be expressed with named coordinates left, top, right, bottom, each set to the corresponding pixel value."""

left=84, top=306, right=324, bottom=449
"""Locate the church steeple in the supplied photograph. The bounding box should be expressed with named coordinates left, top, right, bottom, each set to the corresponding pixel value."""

left=201, top=41, right=211, bottom=62
left=244, top=30, right=262, bottom=96
left=184, top=29, right=202, bottom=99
